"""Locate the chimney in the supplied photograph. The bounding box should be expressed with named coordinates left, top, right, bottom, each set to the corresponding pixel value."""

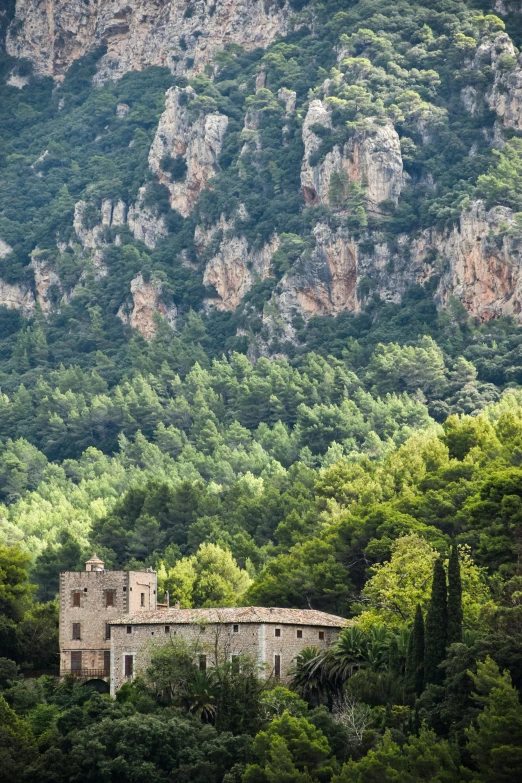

left=174, top=600, right=180, bottom=610
left=164, top=591, right=169, bottom=607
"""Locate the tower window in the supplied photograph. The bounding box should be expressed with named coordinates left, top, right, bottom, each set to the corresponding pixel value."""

left=71, top=651, right=82, bottom=671
left=274, top=628, right=281, bottom=638
left=72, top=591, right=81, bottom=607
left=105, top=591, right=115, bottom=607
left=105, top=623, right=111, bottom=640
left=104, top=650, right=110, bottom=672
left=274, top=655, right=281, bottom=680
left=124, top=655, right=133, bottom=678
left=72, top=623, right=81, bottom=640
left=297, top=629, right=303, bottom=639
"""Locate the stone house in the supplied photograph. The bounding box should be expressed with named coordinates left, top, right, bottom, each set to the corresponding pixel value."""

left=109, top=606, right=348, bottom=696
left=59, top=557, right=347, bottom=695
left=59, top=555, right=160, bottom=677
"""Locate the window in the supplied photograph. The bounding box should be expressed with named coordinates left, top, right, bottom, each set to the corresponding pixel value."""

left=83, top=587, right=88, bottom=592
left=126, top=625, right=132, bottom=634
left=140, top=593, right=145, bottom=607
left=124, top=655, right=133, bottom=678
left=105, top=591, right=115, bottom=608
left=199, top=655, right=207, bottom=671
left=123, top=586, right=127, bottom=592
left=105, top=623, right=111, bottom=640
left=72, top=622, right=81, bottom=640
left=232, top=624, right=239, bottom=633
left=274, top=654, right=281, bottom=680
left=164, top=625, right=170, bottom=634
left=318, top=631, right=325, bottom=641
left=103, top=650, right=110, bottom=672
left=71, top=651, right=82, bottom=671
left=72, top=591, right=81, bottom=607
left=297, top=629, right=303, bottom=639
left=274, top=628, right=281, bottom=638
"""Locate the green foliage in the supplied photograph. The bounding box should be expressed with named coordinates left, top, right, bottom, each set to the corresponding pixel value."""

left=447, top=544, right=463, bottom=645
left=424, top=558, right=448, bottom=686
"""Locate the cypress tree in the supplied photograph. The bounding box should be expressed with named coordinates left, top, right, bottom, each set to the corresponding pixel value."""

left=406, top=604, right=425, bottom=695
left=424, top=558, right=448, bottom=685
left=447, top=543, right=463, bottom=645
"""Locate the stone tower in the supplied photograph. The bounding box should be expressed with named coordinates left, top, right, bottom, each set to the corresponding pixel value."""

left=59, top=556, right=158, bottom=677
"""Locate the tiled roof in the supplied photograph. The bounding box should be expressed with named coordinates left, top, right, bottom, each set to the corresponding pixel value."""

left=109, top=606, right=349, bottom=628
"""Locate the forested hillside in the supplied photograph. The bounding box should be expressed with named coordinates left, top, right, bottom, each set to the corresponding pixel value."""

left=2, top=0, right=522, bottom=781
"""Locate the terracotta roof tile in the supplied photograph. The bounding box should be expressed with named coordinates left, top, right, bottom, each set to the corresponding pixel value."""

left=109, top=606, right=349, bottom=628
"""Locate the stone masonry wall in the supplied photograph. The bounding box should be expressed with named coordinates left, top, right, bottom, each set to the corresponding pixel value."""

left=59, top=569, right=157, bottom=675
left=110, top=619, right=339, bottom=695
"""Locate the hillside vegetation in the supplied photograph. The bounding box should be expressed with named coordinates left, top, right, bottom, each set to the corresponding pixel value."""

left=1, top=0, right=522, bottom=781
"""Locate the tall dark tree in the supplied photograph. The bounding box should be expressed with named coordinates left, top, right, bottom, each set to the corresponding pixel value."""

left=424, top=559, right=448, bottom=685
left=406, top=604, right=425, bottom=696
left=447, top=544, right=463, bottom=645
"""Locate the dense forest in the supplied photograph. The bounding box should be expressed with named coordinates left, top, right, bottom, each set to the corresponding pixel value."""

left=2, top=0, right=522, bottom=780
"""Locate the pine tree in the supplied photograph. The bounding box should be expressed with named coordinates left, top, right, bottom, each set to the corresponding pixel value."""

left=406, top=604, right=425, bottom=695
left=424, top=558, right=448, bottom=685
left=447, top=544, right=463, bottom=645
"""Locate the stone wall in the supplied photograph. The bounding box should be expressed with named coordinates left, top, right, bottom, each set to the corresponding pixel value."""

left=59, top=569, right=158, bottom=675
left=109, top=618, right=339, bottom=695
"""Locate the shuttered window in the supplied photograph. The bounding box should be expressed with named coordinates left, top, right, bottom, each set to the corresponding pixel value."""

left=104, top=650, right=110, bottom=672
left=105, top=623, right=111, bottom=640
left=274, top=655, right=281, bottom=680
left=124, top=655, right=133, bottom=677
left=71, top=651, right=82, bottom=671
left=72, top=591, right=81, bottom=607
left=105, top=591, right=115, bottom=607
left=72, top=622, right=81, bottom=640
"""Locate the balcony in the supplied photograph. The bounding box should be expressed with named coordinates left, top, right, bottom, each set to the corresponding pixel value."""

left=62, top=668, right=110, bottom=679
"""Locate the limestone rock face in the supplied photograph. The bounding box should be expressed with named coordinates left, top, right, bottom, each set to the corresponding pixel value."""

left=149, top=86, right=228, bottom=218
left=117, top=272, right=177, bottom=340
left=0, top=279, right=35, bottom=318
left=264, top=201, right=522, bottom=341
left=469, top=33, right=522, bottom=130
left=7, top=0, right=289, bottom=81
left=127, top=188, right=169, bottom=249
left=0, top=239, right=13, bottom=258
left=301, top=100, right=404, bottom=209
left=201, top=223, right=279, bottom=310
left=30, top=255, right=62, bottom=315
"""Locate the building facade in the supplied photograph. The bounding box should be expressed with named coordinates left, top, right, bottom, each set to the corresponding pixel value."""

left=59, top=559, right=347, bottom=694
left=109, top=606, right=347, bottom=696
left=59, top=556, right=158, bottom=677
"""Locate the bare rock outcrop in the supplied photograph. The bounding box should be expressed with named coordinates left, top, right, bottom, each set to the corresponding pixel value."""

left=0, top=279, right=35, bottom=318
left=467, top=33, right=522, bottom=131
left=149, top=86, right=228, bottom=218
left=202, top=228, right=279, bottom=310
left=117, top=272, right=177, bottom=340
left=7, top=0, right=289, bottom=82
left=127, top=188, right=169, bottom=249
left=301, top=100, right=404, bottom=209
left=29, top=254, right=62, bottom=315
left=264, top=201, right=522, bottom=341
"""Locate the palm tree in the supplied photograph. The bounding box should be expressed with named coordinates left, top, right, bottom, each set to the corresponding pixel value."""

left=289, top=646, right=331, bottom=705
left=185, top=668, right=218, bottom=722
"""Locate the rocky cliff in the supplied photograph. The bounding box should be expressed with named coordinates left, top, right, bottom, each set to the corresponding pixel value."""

left=301, top=100, right=405, bottom=209
left=149, top=86, right=229, bottom=217
left=117, top=273, right=177, bottom=340
left=7, top=0, right=289, bottom=81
